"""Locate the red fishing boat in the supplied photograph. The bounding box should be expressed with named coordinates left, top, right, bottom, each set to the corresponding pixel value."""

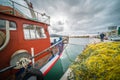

left=0, top=0, right=67, bottom=80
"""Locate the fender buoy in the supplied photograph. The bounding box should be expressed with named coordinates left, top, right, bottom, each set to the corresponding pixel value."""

left=16, top=68, right=44, bottom=80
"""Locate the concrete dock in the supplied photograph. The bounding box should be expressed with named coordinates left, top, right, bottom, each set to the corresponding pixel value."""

left=60, top=69, right=73, bottom=80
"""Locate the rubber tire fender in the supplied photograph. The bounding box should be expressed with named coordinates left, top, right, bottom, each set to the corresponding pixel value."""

left=16, top=68, right=44, bottom=80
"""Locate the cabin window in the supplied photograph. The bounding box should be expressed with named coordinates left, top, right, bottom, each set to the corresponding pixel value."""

left=0, top=19, right=16, bottom=30
left=23, top=24, right=46, bottom=40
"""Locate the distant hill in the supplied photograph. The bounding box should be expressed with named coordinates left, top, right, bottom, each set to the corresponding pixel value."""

left=50, top=34, right=63, bottom=37
left=50, top=34, right=91, bottom=38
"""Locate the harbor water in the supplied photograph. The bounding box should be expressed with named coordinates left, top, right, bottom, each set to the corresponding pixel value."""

left=44, top=37, right=91, bottom=80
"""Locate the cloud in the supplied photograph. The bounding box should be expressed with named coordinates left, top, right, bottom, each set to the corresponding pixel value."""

left=30, top=0, right=120, bottom=34
left=2, top=0, right=120, bottom=35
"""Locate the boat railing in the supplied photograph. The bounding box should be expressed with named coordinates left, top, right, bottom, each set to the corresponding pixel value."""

left=0, top=37, right=66, bottom=73
left=0, top=0, right=50, bottom=25
left=31, top=37, right=64, bottom=59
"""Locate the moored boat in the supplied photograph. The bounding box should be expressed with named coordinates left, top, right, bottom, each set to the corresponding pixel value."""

left=0, top=0, right=67, bottom=80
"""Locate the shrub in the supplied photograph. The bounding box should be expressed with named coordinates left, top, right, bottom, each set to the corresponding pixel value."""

left=70, top=42, right=120, bottom=80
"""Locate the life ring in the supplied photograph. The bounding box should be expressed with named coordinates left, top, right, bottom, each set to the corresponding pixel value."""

left=0, top=31, right=6, bottom=47
left=16, top=68, right=44, bottom=80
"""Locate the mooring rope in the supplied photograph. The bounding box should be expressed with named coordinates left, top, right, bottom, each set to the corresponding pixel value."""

left=64, top=48, right=74, bottom=62
left=63, top=45, right=75, bottom=62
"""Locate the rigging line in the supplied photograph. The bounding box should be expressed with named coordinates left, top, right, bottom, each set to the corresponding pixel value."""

left=0, top=65, right=16, bottom=73
left=65, top=49, right=74, bottom=62
left=64, top=46, right=74, bottom=62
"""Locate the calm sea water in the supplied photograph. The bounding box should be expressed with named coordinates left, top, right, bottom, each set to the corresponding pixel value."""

left=60, top=38, right=89, bottom=72
left=44, top=37, right=90, bottom=80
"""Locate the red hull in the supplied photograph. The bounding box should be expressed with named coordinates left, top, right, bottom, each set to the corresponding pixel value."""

left=0, top=12, right=51, bottom=80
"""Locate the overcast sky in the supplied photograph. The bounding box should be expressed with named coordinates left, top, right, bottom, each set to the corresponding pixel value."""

left=29, top=0, right=120, bottom=34
left=1, top=0, right=120, bottom=35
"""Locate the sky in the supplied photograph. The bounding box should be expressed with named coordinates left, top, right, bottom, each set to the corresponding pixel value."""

left=29, top=0, right=120, bottom=35
left=1, top=0, right=120, bottom=35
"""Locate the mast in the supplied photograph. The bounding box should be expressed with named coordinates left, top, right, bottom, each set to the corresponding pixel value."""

left=24, top=0, right=36, bottom=19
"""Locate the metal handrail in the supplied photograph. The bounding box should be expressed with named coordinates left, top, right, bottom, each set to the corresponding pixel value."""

left=31, top=39, right=64, bottom=59
left=0, top=38, right=64, bottom=73
left=1, top=0, right=50, bottom=25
